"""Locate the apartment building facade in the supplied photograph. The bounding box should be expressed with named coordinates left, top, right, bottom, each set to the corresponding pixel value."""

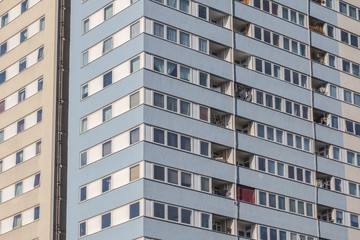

left=67, top=0, right=360, bottom=239
left=0, top=0, right=68, bottom=239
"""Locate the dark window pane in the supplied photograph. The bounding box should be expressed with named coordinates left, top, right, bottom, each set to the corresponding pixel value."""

left=181, top=172, right=191, bottom=187
left=168, top=206, right=179, bottom=221
left=167, top=132, right=178, bottom=148
left=130, top=202, right=140, bottom=219
left=181, top=136, right=191, bottom=151
left=101, top=213, right=111, bottom=229
left=258, top=157, right=266, bottom=171
left=154, top=203, right=165, bottom=218
left=154, top=128, right=165, bottom=144
left=154, top=165, right=165, bottom=181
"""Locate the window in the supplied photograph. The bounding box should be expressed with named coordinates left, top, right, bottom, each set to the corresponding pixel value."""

left=130, top=202, right=140, bottom=219
left=290, top=10, right=297, bottom=23
left=181, top=172, right=191, bottom=187
left=13, top=214, right=22, bottom=228
left=265, top=62, right=271, bottom=75
left=349, top=6, right=357, bottom=18
left=16, top=150, right=23, bottom=164
left=255, top=58, right=263, bottom=72
left=199, top=38, right=207, bottom=53
left=335, top=178, right=342, bottom=191
left=102, top=141, right=112, bottom=157
left=280, top=231, right=286, bottom=240
left=21, top=0, right=29, bottom=13
left=167, top=96, right=177, bottom=112
left=199, top=106, right=208, bottom=121
left=353, top=64, right=360, bottom=77
left=130, top=165, right=140, bottom=181
left=254, top=27, right=262, bottom=40
left=20, top=29, right=28, bottom=43
left=258, top=157, right=266, bottom=171
left=283, top=38, right=290, bottom=51
left=34, top=206, right=40, bottom=220
left=291, top=41, right=298, bottom=54
left=347, top=151, right=355, bottom=164
left=289, top=199, right=296, bottom=212
left=80, top=222, right=86, bottom=237
left=154, top=165, right=165, bottom=181
left=265, top=94, right=272, bottom=107
left=180, top=100, right=190, bottom=115
left=130, top=92, right=140, bottom=109
left=305, top=170, right=311, bottom=184
left=268, top=160, right=275, bottom=174
left=168, top=205, right=178, bottom=221
left=341, top=31, right=349, bottom=44
left=104, top=4, right=113, bottom=20
left=101, top=213, right=111, bottom=229
left=263, top=0, right=270, bottom=12
left=343, top=60, right=350, bottom=73
left=80, top=186, right=86, bottom=201
left=254, top=0, right=260, bottom=8
left=0, top=100, right=4, bottom=113
left=339, top=2, right=347, bottom=14
left=38, top=47, right=44, bottom=60
left=260, top=226, right=267, bottom=240
left=15, top=182, right=23, bottom=196
left=17, top=119, right=25, bottom=133
left=168, top=168, right=178, bottom=184
left=167, top=132, right=178, bottom=148
left=0, top=130, right=3, bottom=142
left=267, top=127, right=274, bottom=141
left=300, top=44, right=306, bottom=57
left=288, top=166, right=294, bottom=179
left=1, top=14, right=8, bottom=27
left=181, top=209, right=191, bottom=224
left=181, top=136, right=191, bottom=151
left=272, top=3, right=278, bottom=15
left=351, top=214, right=358, bottom=228
left=201, top=177, right=209, bottom=192
left=102, top=176, right=111, bottom=192
left=198, top=5, right=207, bottom=19
left=102, top=106, right=112, bottom=122
left=81, top=85, right=88, bottom=99
left=201, top=213, right=210, bottom=228
left=38, top=78, right=43, bottom=91
left=278, top=196, right=285, bottom=210
left=154, top=57, right=164, bottom=73
left=295, top=136, right=302, bottom=149
left=130, top=128, right=140, bottom=144
left=154, top=202, right=165, bottom=218
left=259, top=191, right=266, bottom=205
left=199, top=72, right=208, bottom=87
left=18, top=89, right=26, bottom=103
left=346, top=120, right=354, bottom=133
left=273, top=34, right=279, bottom=47
left=19, top=58, right=27, bottom=72
left=336, top=211, right=343, bottom=224
left=0, top=42, right=7, bottom=56
left=304, top=138, right=310, bottom=150
left=351, top=35, right=358, bottom=48
left=83, top=19, right=89, bottom=33
left=39, top=17, right=45, bottom=31
left=180, top=32, right=190, bottom=47
left=274, top=65, right=280, bottom=78
left=298, top=201, right=304, bottom=214
left=299, top=14, right=305, bottom=26
left=82, top=51, right=88, bottom=66
left=154, top=92, right=164, bottom=108
left=167, top=27, right=177, bottom=42
left=282, top=7, right=289, bottom=20
left=154, top=128, right=165, bottom=144
left=37, top=109, right=42, bottom=122
left=102, top=38, right=112, bottom=53
left=269, top=194, right=276, bottom=207
left=130, top=21, right=140, bottom=38
left=327, top=25, right=334, bottom=38
left=180, top=0, right=189, bottom=12
left=277, top=163, right=284, bottom=176
left=344, top=90, right=352, bottom=103
left=167, top=62, right=177, bottom=77
left=200, top=141, right=209, bottom=156
left=36, top=141, right=41, bottom=154
left=154, top=22, right=164, bottom=38
left=292, top=72, right=299, bottom=85
left=349, top=182, right=357, bottom=196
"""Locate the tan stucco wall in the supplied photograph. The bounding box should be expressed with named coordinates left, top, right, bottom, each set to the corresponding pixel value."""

left=0, top=0, right=59, bottom=239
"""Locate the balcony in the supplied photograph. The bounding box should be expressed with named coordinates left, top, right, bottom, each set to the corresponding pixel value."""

left=313, top=109, right=329, bottom=127
left=212, top=215, right=234, bottom=235
left=210, top=108, right=233, bottom=129
left=211, top=143, right=233, bottom=164
left=209, top=41, right=231, bottom=62
left=315, top=141, right=330, bottom=158
left=233, top=18, right=250, bottom=36
left=209, top=75, right=232, bottom=95
left=209, top=8, right=231, bottom=29
left=234, top=50, right=252, bottom=69
left=235, top=117, right=252, bottom=135
left=212, top=178, right=234, bottom=199
left=237, top=220, right=256, bottom=238
left=311, top=47, right=326, bottom=64
left=312, top=78, right=328, bottom=95
left=317, top=205, right=334, bottom=223
left=309, top=17, right=325, bottom=35
left=236, top=150, right=254, bottom=169
left=316, top=172, right=332, bottom=190
left=235, top=83, right=252, bottom=102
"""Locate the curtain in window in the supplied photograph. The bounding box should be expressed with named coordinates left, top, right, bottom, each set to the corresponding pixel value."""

left=167, top=62, right=177, bottom=77
left=15, top=182, right=22, bottom=196
left=13, top=214, right=21, bottom=228
left=199, top=107, right=208, bottom=121
left=299, top=14, right=304, bottom=26
left=302, top=106, right=308, bottom=119
left=166, top=27, right=177, bottom=42
left=167, top=0, right=176, bottom=8
left=180, top=66, right=190, bottom=81
left=294, top=104, right=300, bottom=116
left=180, top=32, right=190, bottom=46
left=331, top=116, right=338, bottom=129
left=153, top=23, right=164, bottom=38
left=198, top=39, right=207, bottom=53
left=82, top=85, right=88, bottom=98
left=180, top=0, right=189, bottom=12
left=154, top=58, right=164, bottom=72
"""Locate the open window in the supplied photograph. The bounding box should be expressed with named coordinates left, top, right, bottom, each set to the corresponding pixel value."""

left=212, top=215, right=234, bottom=234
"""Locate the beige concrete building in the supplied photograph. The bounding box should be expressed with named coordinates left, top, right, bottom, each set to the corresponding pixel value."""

left=0, top=0, right=68, bottom=239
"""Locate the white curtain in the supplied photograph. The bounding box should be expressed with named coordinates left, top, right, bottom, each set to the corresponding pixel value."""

left=180, top=0, right=189, bottom=12
left=167, top=0, right=176, bottom=8
left=199, top=39, right=207, bottom=53
left=167, top=62, right=177, bottom=76
left=180, top=32, right=190, bottom=46
left=180, top=66, right=190, bottom=81
left=153, top=23, right=164, bottom=38
left=15, top=182, right=23, bottom=196
left=166, top=27, right=177, bottom=42
left=154, top=58, right=164, bottom=73
left=13, top=214, right=22, bottom=228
